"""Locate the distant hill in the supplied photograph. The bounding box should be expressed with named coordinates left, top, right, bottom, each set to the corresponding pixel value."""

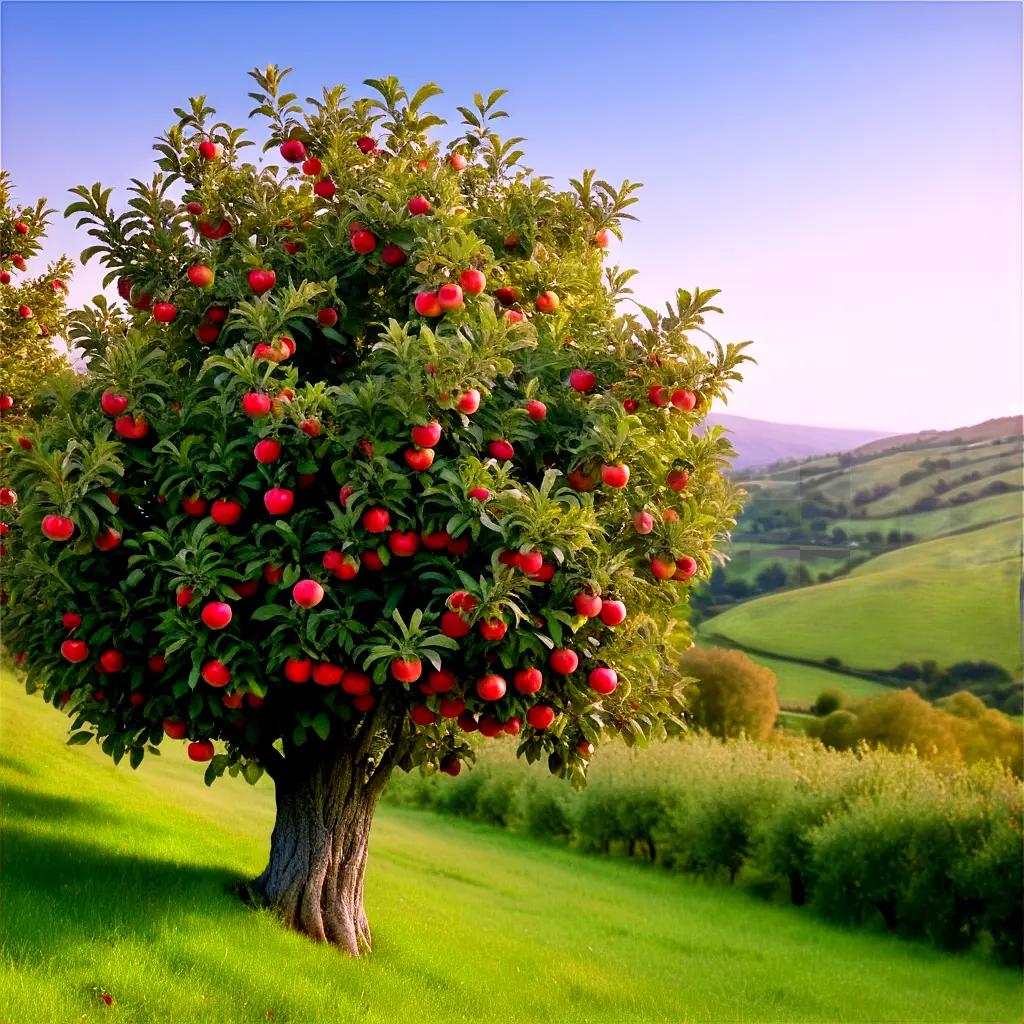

left=697, top=419, right=1023, bottom=710
left=704, top=413, right=889, bottom=469
left=851, top=416, right=1022, bottom=458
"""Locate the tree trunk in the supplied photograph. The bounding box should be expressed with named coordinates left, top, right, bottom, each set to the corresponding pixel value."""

left=250, top=736, right=396, bottom=955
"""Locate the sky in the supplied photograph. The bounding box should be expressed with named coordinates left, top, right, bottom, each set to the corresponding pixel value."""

left=1, top=1, right=1020, bottom=432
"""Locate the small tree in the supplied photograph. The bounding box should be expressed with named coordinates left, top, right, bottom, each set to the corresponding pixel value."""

left=677, top=646, right=778, bottom=739
left=0, top=68, right=750, bottom=953
left=0, top=172, right=74, bottom=417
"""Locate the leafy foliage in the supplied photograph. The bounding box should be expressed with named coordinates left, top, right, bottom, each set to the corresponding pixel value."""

left=0, top=171, right=74, bottom=418
left=1, top=67, right=750, bottom=788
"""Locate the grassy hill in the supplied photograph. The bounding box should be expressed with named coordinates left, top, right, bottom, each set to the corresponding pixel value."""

left=704, top=518, right=1022, bottom=677
left=695, top=419, right=1022, bottom=709
left=2, top=674, right=1020, bottom=1024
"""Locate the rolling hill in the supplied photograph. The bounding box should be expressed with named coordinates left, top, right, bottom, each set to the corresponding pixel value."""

left=704, top=519, right=1022, bottom=676
left=697, top=417, right=1022, bottom=709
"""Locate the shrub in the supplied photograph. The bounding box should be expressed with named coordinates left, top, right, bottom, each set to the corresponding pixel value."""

left=812, top=689, right=846, bottom=716
left=676, top=646, right=779, bottom=740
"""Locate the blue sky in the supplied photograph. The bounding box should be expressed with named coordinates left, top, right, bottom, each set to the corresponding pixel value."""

left=2, top=2, right=1020, bottom=431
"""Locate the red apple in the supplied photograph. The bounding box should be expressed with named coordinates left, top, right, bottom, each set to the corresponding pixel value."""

left=388, top=530, right=420, bottom=557
left=182, top=494, right=207, bottom=517
left=317, top=307, right=339, bottom=328
left=535, top=291, right=559, bottom=314
left=312, top=662, right=344, bottom=687
left=667, top=468, right=690, bottom=491
left=264, top=488, right=295, bottom=515
left=633, top=510, right=654, bottom=534
left=247, top=268, right=276, bottom=294
left=313, top=178, right=337, bottom=199
left=651, top=556, right=677, bottom=581
left=601, top=463, right=630, bottom=488
left=62, top=611, right=82, bottom=630
left=60, top=639, right=89, bottom=663
left=94, top=527, right=122, bottom=551
left=188, top=740, right=215, bottom=762
left=414, top=291, right=442, bottom=317
left=459, top=268, right=486, bottom=294
left=356, top=135, right=376, bottom=153
left=351, top=229, right=377, bottom=254
left=176, top=586, right=194, bottom=608
left=148, top=654, right=167, bottom=673
left=448, top=152, right=468, bottom=170
left=201, top=601, right=233, bottom=630
left=404, top=447, right=435, bottom=471
left=292, top=579, right=324, bottom=608
left=243, top=392, right=272, bottom=418
left=163, top=719, right=188, bottom=739
left=569, top=368, right=596, bottom=393
left=302, top=157, right=323, bottom=176
left=100, top=391, right=129, bottom=415
left=513, top=667, right=543, bottom=695
left=550, top=649, right=578, bottom=674
left=407, top=196, right=431, bottom=216
left=593, top=228, right=612, bottom=248
left=202, top=658, right=231, bottom=687
left=574, top=592, right=603, bottom=618
left=671, top=389, right=697, bottom=411
left=589, top=666, right=618, bottom=694
left=437, top=284, right=463, bottom=311
left=197, top=140, right=220, bottom=160
left=187, top=264, right=214, bottom=288
left=342, top=671, right=371, bottom=696
left=152, top=302, right=177, bottom=323
left=456, top=389, right=481, bottom=414
left=410, top=705, right=437, bottom=726
left=411, top=421, right=442, bottom=447
left=648, top=384, right=670, bottom=407
left=362, top=507, right=390, bottom=533
left=526, top=399, right=547, bottom=420
left=196, top=323, right=220, bottom=345
left=674, top=556, right=698, bottom=581
left=391, top=658, right=422, bottom=683
left=211, top=499, right=242, bottom=526
left=253, top=439, right=282, bottom=464
left=367, top=241, right=403, bottom=270
left=280, top=139, right=306, bottom=163
left=526, top=704, right=556, bottom=730
left=476, top=674, right=507, bottom=701
left=41, top=515, right=75, bottom=542
left=599, top=600, right=627, bottom=626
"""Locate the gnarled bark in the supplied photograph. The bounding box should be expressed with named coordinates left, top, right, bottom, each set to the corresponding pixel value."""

left=250, top=719, right=400, bottom=955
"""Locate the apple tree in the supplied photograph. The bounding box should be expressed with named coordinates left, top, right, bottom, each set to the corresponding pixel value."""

left=0, top=171, right=74, bottom=419
left=0, top=67, right=750, bottom=954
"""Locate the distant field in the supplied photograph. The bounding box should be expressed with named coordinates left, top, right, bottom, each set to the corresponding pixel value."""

left=719, top=541, right=850, bottom=583
left=833, top=491, right=1020, bottom=541
left=704, top=520, right=1022, bottom=675
left=4, top=675, right=1019, bottom=1024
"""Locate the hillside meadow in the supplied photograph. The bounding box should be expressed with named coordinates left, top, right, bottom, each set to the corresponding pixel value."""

left=2, top=673, right=1021, bottom=1023
left=704, top=519, right=1022, bottom=675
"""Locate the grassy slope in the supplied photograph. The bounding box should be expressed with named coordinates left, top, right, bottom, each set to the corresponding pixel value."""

left=703, top=520, right=1022, bottom=675
left=2, top=677, right=1020, bottom=1024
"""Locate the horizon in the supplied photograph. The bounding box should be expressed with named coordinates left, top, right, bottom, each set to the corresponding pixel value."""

left=2, top=1, right=1020, bottom=432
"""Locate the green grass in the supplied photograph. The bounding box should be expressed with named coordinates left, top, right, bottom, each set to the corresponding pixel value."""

left=2, top=676, right=1021, bottom=1023
left=703, top=520, right=1022, bottom=676
left=748, top=652, right=890, bottom=708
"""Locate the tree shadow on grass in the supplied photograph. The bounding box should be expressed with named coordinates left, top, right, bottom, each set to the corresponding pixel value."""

left=0, top=820, right=246, bottom=963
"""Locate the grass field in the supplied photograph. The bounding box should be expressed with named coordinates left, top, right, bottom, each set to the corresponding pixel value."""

left=703, top=520, right=1022, bottom=675
left=2, top=675, right=1021, bottom=1023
